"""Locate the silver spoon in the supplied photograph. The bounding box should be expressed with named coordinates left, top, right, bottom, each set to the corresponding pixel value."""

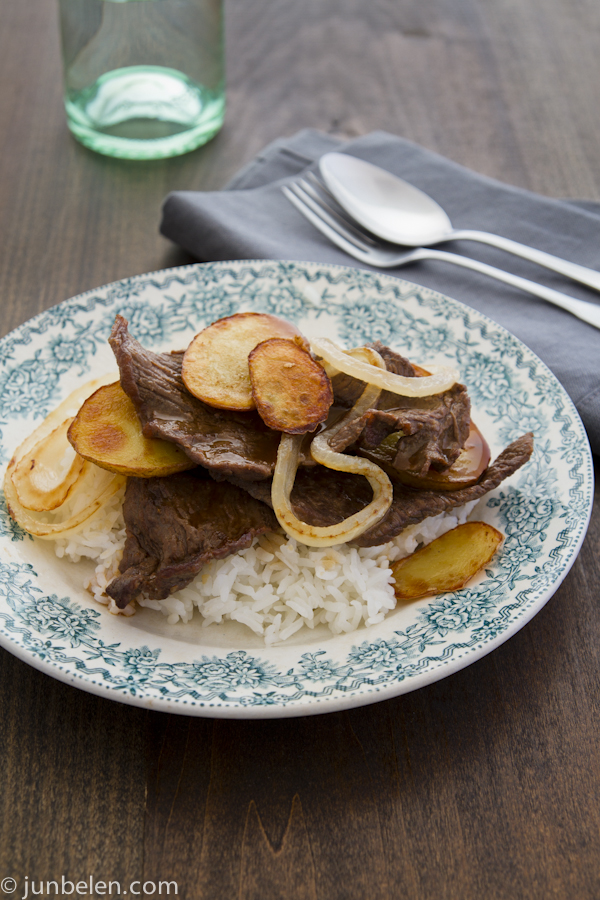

left=319, top=152, right=600, bottom=292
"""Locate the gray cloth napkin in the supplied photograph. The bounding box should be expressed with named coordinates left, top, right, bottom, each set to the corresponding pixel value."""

left=160, top=129, right=600, bottom=455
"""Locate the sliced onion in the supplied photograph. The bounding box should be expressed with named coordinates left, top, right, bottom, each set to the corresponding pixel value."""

left=4, top=374, right=125, bottom=538
left=11, top=417, right=85, bottom=511
left=271, top=347, right=393, bottom=547
left=311, top=337, right=459, bottom=398
left=324, top=346, right=385, bottom=418
left=4, top=460, right=125, bottom=539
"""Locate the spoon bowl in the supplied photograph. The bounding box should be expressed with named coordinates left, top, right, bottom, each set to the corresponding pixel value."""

left=319, top=152, right=453, bottom=246
left=318, top=152, right=600, bottom=292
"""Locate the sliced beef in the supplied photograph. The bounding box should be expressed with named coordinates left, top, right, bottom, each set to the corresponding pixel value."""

left=357, top=382, right=471, bottom=475
left=106, top=469, right=277, bottom=608
left=109, top=315, right=281, bottom=481
left=224, top=433, right=534, bottom=547
left=354, top=431, right=533, bottom=546
left=219, top=466, right=373, bottom=525
left=328, top=339, right=470, bottom=475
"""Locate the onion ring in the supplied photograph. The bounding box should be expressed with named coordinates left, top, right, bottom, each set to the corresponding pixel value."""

left=4, top=375, right=125, bottom=538
left=271, top=347, right=393, bottom=547
left=11, top=417, right=85, bottom=511
left=311, top=337, right=458, bottom=397
left=4, top=462, right=125, bottom=539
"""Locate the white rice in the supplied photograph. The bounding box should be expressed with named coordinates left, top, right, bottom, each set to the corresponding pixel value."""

left=52, top=490, right=478, bottom=644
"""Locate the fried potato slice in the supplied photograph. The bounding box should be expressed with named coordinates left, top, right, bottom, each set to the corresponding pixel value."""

left=391, top=521, right=503, bottom=601
left=182, top=312, right=309, bottom=411
left=249, top=338, right=333, bottom=433
left=68, top=382, right=195, bottom=477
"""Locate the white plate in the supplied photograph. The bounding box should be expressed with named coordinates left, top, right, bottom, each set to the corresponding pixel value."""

left=0, top=261, right=593, bottom=717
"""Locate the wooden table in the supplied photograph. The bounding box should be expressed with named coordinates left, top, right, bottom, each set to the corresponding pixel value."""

left=1, top=1, right=599, bottom=897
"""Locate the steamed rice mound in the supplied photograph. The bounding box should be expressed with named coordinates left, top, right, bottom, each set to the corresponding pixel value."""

left=53, top=494, right=479, bottom=645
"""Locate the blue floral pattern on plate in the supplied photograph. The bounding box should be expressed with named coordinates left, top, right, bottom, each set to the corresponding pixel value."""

left=0, top=261, right=593, bottom=717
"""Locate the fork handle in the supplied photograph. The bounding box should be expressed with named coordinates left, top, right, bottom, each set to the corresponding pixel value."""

left=423, top=248, right=600, bottom=329
left=450, top=229, right=600, bottom=292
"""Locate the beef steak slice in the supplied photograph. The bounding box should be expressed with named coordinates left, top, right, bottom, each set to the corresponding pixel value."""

left=328, top=339, right=471, bottom=475
left=223, top=433, right=534, bottom=546
left=358, top=382, right=471, bottom=475
left=354, top=431, right=534, bottom=546
left=106, top=469, right=277, bottom=608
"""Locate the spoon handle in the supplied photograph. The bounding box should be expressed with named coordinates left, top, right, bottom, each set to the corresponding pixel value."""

left=422, top=248, right=600, bottom=330
left=450, top=229, right=600, bottom=292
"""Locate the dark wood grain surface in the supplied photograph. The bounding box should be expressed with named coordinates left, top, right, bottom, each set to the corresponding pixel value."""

left=1, top=1, right=599, bottom=897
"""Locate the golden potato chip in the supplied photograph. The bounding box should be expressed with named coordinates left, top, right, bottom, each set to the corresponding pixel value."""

left=391, top=521, right=503, bottom=601
left=248, top=338, right=334, bottom=433
left=182, top=312, right=309, bottom=410
left=68, top=382, right=195, bottom=477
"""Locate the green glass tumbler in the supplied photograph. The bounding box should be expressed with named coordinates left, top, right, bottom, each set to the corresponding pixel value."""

left=57, top=0, right=225, bottom=159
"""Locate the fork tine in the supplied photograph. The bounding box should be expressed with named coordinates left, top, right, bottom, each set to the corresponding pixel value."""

left=282, top=184, right=369, bottom=259
left=283, top=181, right=374, bottom=255
left=297, top=174, right=381, bottom=247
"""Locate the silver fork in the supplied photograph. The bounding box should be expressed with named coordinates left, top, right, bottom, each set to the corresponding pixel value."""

left=282, top=174, right=600, bottom=330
